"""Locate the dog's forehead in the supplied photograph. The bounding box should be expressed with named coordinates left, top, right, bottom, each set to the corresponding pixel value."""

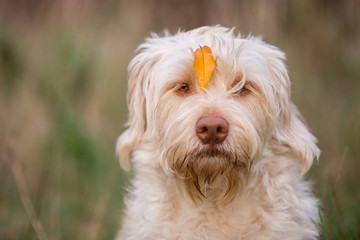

left=149, top=37, right=237, bottom=72
left=148, top=38, right=262, bottom=89
left=138, top=27, right=286, bottom=94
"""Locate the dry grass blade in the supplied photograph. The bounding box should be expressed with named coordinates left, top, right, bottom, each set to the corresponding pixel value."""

left=5, top=131, right=50, bottom=240
left=335, top=147, right=347, bottom=187
left=88, top=162, right=118, bottom=240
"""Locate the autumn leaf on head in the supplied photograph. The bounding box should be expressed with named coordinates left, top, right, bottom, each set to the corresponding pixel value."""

left=194, top=46, right=215, bottom=92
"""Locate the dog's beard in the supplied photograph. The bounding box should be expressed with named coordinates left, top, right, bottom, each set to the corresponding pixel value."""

left=172, top=145, right=251, bottom=205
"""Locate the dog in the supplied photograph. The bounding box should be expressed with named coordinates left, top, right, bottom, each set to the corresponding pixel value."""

left=115, top=26, right=320, bottom=240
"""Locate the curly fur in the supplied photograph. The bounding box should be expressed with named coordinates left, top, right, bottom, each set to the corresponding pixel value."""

left=115, top=26, right=320, bottom=240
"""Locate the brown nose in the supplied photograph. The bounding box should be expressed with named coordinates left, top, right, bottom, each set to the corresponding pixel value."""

left=195, top=116, right=229, bottom=144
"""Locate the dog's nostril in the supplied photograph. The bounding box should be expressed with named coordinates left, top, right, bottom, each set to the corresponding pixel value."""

left=195, top=116, right=229, bottom=144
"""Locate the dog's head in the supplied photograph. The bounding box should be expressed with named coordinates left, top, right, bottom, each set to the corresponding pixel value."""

left=116, top=26, right=320, bottom=204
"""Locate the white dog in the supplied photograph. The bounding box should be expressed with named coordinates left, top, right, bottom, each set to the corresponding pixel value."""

left=116, top=26, right=320, bottom=240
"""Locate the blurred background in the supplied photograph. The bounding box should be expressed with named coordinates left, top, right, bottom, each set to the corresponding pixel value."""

left=0, top=0, right=359, bottom=239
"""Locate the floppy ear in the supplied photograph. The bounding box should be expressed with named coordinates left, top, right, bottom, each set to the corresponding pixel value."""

left=116, top=54, right=148, bottom=170
left=264, top=45, right=320, bottom=175
left=274, top=103, right=320, bottom=175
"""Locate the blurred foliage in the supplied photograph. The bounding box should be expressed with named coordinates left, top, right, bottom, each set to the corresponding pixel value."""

left=0, top=0, right=359, bottom=239
left=0, top=32, right=22, bottom=93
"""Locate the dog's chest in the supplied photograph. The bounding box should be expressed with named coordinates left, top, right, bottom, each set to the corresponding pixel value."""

left=167, top=198, right=260, bottom=239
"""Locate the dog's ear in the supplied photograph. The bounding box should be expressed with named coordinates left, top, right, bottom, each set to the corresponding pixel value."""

left=116, top=53, right=149, bottom=170
left=265, top=46, right=320, bottom=175
left=273, top=103, right=320, bottom=176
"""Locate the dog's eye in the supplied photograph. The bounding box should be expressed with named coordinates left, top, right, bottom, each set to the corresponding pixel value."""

left=239, top=86, right=246, bottom=93
left=238, top=86, right=251, bottom=96
left=232, top=84, right=251, bottom=96
left=230, top=75, right=250, bottom=96
left=178, top=83, right=190, bottom=92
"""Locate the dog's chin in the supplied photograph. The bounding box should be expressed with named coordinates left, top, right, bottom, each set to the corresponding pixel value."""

left=173, top=146, right=250, bottom=205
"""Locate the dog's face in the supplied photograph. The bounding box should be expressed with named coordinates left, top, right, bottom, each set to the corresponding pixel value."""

left=117, top=26, right=319, bottom=204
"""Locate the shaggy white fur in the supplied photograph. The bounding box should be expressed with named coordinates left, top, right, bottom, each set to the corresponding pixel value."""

left=115, top=26, right=320, bottom=240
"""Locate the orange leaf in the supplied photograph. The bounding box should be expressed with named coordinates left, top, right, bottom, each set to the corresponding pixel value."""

left=194, top=46, right=215, bottom=92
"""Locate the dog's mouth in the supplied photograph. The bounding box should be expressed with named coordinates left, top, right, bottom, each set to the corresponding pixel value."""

left=172, top=146, right=236, bottom=181
left=188, top=146, right=236, bottom=161
left=196, top=148, right=232, bottom=159
left=179, top=145, right=243, bottom=178
left=172, top=145, right=250, bottom=205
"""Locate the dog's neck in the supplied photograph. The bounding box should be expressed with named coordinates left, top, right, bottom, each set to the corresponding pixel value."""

left=198, top=174, right=237, bottom=202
